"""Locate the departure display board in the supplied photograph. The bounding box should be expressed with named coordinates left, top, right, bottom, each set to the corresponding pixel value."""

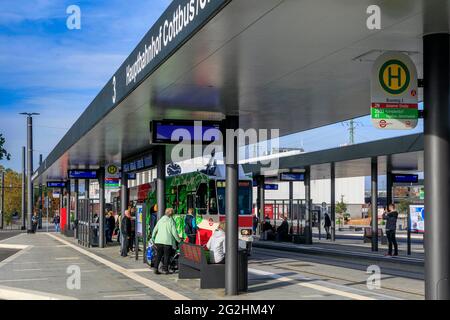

left=151, top=120, right=222, bottom=144
left=123, top=153, right=153, bottom=173
left=279, top=172, right=305, bottom=181
left=47, top=181, right=67, bottom=188
left=392, top=174, right=419, bottom=183
left=68, top=169, right=99, bottom=179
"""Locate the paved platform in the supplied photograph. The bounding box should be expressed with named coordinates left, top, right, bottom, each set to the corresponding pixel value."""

left=0, top=232, right=423, bottom=300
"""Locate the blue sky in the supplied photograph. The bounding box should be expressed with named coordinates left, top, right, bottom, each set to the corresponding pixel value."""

left=0, top=0, right=171, bottom=171
left=0, top=0, right=424, bottom=173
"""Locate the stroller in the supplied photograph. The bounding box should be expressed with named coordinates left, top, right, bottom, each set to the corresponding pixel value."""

left=147, top=241, right=179, bottom=273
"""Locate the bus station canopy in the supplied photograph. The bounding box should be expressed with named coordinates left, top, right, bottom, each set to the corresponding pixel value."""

left=34, top=0, right=433, bottom=183
left=243, top=133, right=423, bottom=180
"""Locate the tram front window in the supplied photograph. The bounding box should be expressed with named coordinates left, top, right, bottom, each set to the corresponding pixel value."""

left=217, top=182, right=252, bottom=215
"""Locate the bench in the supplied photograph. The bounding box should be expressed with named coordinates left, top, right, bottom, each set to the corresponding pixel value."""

left=363, top=227, right=387, bottom=245
left=178, top=243, right=248, bottom=291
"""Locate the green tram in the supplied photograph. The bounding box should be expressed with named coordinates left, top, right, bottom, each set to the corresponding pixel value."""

left=130, top=165, right=254, bottom=246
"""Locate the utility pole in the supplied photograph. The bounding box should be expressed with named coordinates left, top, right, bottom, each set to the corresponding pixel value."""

left=20, top=112, right=39, bottom=233
left=342, top=119, right=361, bottom=145
left=21, top=146, right=26, bottom=230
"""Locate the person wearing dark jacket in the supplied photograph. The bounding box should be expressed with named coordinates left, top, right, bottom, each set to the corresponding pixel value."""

left=324, top=212, right=332, bottom=239
left=383, top=204, right=399, bottom=256
left=120, top=210, right=132, bottom=257
left=276, top=215, right=289, bottom=242
left=184, top=208, right=197, bottom=244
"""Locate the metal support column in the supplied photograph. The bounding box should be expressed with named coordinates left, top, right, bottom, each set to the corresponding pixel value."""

left=59, top=188, right=63, bottom=233
left=121, top=171, right=128, bottom=216
left=386, top=155, right=393, bottom=206
left=26, top=116, right=34, bottom=232
left=371, top=157, right=378, bottom=251
left=156, top=146, right=166, bottom=220
left=66, top=183, right=70, bottom=232
left=424, top=32, right=450, bottom=300
left=330, top=162, right=336, bottom=241
left=257, top=175, right=265, bottom=233
left=288, top=180, right=293, bottom=221
left=74, top=180, right=79, bottom=239
left=98, top=169, right=105, bottom=248
left=38, top=154, right=43, bottom=229
left=304, top=166, right=312, bottom=244
left=21, top=146, right=26, bottom=230
left=225, top=115, right=239, bottom=296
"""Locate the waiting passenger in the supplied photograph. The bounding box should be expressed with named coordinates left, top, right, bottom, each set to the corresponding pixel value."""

left=260, top=216, right=275, bottom=241
left=206, top=222, right=226, bottom=264
left=152, top=208, right=181, bottom=274
left=383, top=204, right=399, bottom=256
left=120, top=210, right=132, bottom=257
left=276, top=215, right=289, bottom=242
left=184, top=208, right=197, bottom=244
left=324, top=212, right=331, bottom=239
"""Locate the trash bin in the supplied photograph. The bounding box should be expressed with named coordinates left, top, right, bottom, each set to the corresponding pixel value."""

left=238, top=249, right=248, bottom=292
left=90, top=226, right=99, bottom=247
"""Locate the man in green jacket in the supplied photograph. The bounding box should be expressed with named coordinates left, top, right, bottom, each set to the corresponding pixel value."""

left=152, top=208, right=181, bottom=274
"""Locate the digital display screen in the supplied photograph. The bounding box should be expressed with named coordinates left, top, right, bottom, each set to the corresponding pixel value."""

left=123, top=152, right=153, bottom=173
left=68, top=170, right=98, bottom=179
left=136, top=158, right=144, bottom=170
left=264, top=184, right=279, bottom=190
left=279, top=172, right=305, bottom=181
left=144, top=155, right=153, bottom=167
left=151, top=120, right=222, bottom=144
left=47, top=181, right=66, bottom=188
left=392, top=174, right=419, bottom=183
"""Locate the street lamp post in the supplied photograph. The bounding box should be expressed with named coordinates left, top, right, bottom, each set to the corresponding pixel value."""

left=20, top=112, right=39, bottom=233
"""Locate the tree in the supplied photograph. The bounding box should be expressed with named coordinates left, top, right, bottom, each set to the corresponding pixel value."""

left=397, top=199, right=411, bottom=215
left=0, top=133, right=11, bottom=160
left=335, top=195, right=348, bottom=226
left=0, top=166, right=22, bottom=226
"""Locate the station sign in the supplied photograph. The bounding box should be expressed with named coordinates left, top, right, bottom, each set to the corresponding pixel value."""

left=47, top=181, right=66, bottom=188
left=279, top=172, right=305, bottom=182
left=68, top=169, right=99, bottom=180
left=105, top=164, right=120, bottom=179
left=392, top=174, right=419, bottom=184
left=264, top=184, right=279, bottom=191
left=371, top=52, right=418, bottom=130
left=150, top=120, right=222, bottom=144
left=105, top=178, right=120, bottom=189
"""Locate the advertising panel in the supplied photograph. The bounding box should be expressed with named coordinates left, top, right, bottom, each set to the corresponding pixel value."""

left=409, top=204, right=424, bottom=233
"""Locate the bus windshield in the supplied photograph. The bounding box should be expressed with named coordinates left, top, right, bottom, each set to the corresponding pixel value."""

left=217, top=182, right=252, bottom=215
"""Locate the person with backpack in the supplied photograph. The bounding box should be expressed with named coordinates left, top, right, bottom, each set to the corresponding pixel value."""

left=184, top=208, right=197, bottom=244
